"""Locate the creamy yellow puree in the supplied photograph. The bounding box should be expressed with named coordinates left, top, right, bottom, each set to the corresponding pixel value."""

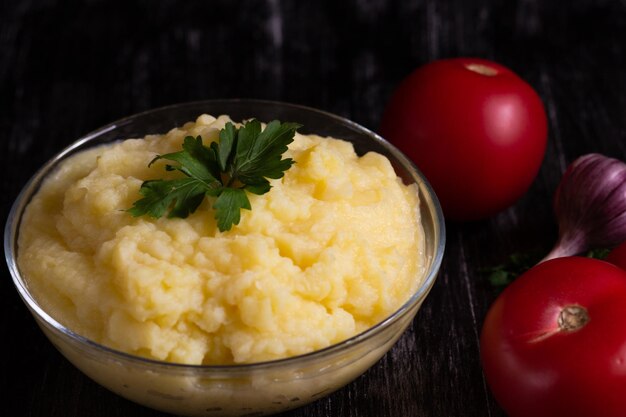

left=18, top=114, right=425, bottom=365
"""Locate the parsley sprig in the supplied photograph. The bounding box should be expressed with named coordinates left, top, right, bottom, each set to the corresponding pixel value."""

left=128, top=119, right=301, bottom=231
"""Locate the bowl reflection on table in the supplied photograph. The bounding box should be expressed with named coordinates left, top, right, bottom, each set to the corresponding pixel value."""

left=5, top=99, right=445, bottom=416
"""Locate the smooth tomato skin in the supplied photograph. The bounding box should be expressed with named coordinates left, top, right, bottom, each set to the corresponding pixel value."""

left=607, top=241, right=626, bottom=270
left=379, top=58, right=547, bottom=221
left=480, top=257, right=626, bottom=417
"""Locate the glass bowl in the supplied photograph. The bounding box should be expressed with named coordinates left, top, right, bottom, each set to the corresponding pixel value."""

left=5, top=99, right=445, bottom=416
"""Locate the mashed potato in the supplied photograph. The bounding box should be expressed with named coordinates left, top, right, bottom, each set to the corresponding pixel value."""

left=18, top=114, right=425, bottom=365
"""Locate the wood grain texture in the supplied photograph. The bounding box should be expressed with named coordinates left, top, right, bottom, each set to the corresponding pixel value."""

left=2, top=0, right=625, bottom=416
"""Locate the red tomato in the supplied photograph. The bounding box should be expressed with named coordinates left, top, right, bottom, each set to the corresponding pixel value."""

left=607, top=241, right=626, bottom=270
left=480, top=257, right=626, bottom=417
left=379, top=58, right=547, bottom=221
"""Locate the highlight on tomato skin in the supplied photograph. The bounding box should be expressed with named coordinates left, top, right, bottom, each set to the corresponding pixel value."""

left=379, top=57, right=548, bottom=221
left=479, top=257, right=626, bottom=417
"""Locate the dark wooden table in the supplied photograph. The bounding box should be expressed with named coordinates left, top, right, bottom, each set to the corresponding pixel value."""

left=2, top=1, right=625, bottom=416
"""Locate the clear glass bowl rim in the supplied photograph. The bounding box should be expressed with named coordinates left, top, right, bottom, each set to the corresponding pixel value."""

left=4, top=98, right=446, bottom=372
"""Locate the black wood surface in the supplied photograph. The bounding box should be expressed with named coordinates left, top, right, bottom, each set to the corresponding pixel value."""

left=2, top=1, right=626, bottom=416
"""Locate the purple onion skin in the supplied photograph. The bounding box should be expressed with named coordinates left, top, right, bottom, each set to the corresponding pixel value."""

left=543, top=153, right=626, bottom=261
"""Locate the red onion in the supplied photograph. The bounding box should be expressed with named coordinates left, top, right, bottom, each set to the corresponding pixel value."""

left=543, top=153, right=626, bottom=261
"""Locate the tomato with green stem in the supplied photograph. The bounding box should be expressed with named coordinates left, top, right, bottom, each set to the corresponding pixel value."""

left=480, top=257, right=626, bottom=417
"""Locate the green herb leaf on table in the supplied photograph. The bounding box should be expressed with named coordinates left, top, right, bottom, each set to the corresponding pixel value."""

left=127, top=119, right=301, bottom=232
left=483, top=248, right=611, bottom=289
left=482, top=250, right=544, bottom=289
left=585, top=247, right=611, bottom=260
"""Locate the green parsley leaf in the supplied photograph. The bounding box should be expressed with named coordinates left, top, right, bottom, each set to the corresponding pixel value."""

left=216, top=122, right=236, bottom=172
left=127, top=178, right=211, bottom=219
left=213, top=188, right=251, bottom=232
left=585, top=247, right=611, bottom=260
left=481, top=250, right=544, bottom=289
left=483, top=247, right=612, bottom=290
left=127, top=119, right=301, bottom=232
left=487, top=269, right=513, bottom=287
left=233, top=120, right=299, bottom=184
left=154, top=136, right=221, bottom=183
